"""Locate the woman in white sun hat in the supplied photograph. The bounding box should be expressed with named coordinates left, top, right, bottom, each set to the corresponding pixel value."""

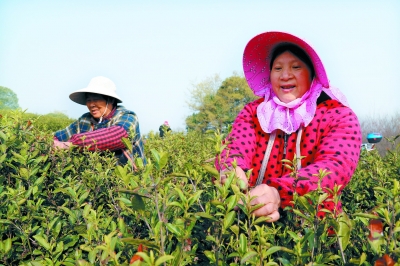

left=53, top=76, right=146, bottom=166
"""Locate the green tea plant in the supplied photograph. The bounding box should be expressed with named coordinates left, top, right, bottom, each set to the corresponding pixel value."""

left=1, top=110, right=400, bottom=265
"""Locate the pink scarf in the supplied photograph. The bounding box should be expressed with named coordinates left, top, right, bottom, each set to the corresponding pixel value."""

left=257, top=80, right=348, bottom=134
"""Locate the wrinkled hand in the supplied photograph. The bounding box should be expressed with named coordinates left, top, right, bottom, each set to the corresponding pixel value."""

left=220, top=167, right=281, bottom=222
left=53, top=139, right=72, bottom=150
left=220, top=166, right=249, bottom=190
left=248, top=184, right=281, bottom=222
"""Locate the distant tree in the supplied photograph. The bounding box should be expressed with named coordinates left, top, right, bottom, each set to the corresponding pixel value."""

left=0, top=86, right=19, bottom=110
left=185, top=73, right=258, bottom=133
left=46, top=111, right=70, bottom=119
left=185, top=75, right=221, bottom=132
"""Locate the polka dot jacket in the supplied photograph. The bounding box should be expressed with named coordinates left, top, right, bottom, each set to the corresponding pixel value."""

left=218, top=96, right=362, bottom=214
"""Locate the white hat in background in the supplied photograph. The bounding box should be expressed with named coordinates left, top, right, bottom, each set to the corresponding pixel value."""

left=69, top=76, right=123, bottom=105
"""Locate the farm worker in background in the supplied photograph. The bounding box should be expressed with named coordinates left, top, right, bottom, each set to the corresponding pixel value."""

left=53, top=76, right=146, bottom=165
left=217, top=31, right=362, bottom=222
left=159, top=121, right=171, bottom=138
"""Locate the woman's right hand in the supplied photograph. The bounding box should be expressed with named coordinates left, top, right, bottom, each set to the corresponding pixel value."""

left=220, top=166, right=249, bottom=190
left=247, top=184, right=281, bottom=222
left=53, top=139, right=72, bottom=150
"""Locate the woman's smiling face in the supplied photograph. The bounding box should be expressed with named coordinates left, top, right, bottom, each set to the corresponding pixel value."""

left=270, top=51, right=312, bottom=103
left=85, top=93, right=109, bottom=119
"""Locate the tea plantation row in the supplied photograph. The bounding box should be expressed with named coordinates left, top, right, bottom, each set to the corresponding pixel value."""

left=0, top=110, right=399, bottom=265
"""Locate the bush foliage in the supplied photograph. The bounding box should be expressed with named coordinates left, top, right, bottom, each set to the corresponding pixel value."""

left=0, top=109, right=74, bottom=133
left=1, top=110, right=400, bottom=265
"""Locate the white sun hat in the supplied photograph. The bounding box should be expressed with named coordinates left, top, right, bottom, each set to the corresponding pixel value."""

left=69, top=76, right=123, bottom=105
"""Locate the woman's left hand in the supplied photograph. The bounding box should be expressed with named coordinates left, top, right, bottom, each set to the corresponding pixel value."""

left=53, top=139, right=72, bottom=149
left=248, top=184, right=281, bottom=222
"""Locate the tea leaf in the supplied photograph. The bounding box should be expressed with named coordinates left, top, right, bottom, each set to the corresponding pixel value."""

left=0, top=130, right=7, bottom=141
left=121, top=137, right=133, bottom=152
left=254, top=216, right=270, bottom=225
left=338, top=213, right=351, bottom=251
left=202, top=164, right=219, bottom=177
left=0, top=153, right=6, bottom=164
left=74, top=225, right=87, bottom=234
left=88, top=249, right=98, bottom=264
left=12, top=151, right=26, bottom=165
left=240, top=251, right=257, bottom=264
left=19, top=167, right=29, bottom=179
left=78, top=190, right=90, bottom=205
left=174, top=187, right=187, bottom=205
left=239, top=233, right=247, bottom=255
left=166, top=223, right=183, bottom=237
left=116, top=197, right=132, bottom=206
left=54, top=241, right=63, bottom=255
left=223, top=211, right=236, bottom=230
left=115, top=165, right=128, bottom=183
left=250, top=203, right=265, bottom=213
left=155, top=255, right=175, bottom=266
left=265, top=246, right=294, bottom=256
left=353, top=213, right=380, bottom=219
left=204, top=250, right=216, bottom=263
left=296, top=195, right=314, bottom=214
left=131, top=195, right=145, bottom=211
left=226, top=194, right=238, bottom=212
left=158, top=151, right=169, bottom=170
left=292, top=209, right=313, bottom=223
left=151, top=149, right=160, bottom=164
left=318, top=193, right=329, bottom=204
left=168, top=172, right=188, bottom=177
left=3, top=238, right=11, bottom=254
left=33, top=235, right=51, bottom=251
left=188, top=190, right=203, bottom=207
left=230, top=225, right=239, bottom=236
left=374, top=187, right=393, bottom=197
left=168, top=201, right=184, bottom=211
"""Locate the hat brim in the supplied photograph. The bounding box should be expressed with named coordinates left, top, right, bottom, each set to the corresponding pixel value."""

left=243, top=31, right=329, bottom=97
left=69, top=87, right=123, bottom=105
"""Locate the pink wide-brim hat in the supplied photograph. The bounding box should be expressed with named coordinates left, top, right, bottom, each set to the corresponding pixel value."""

left=243, top=31, right=329, bottom=97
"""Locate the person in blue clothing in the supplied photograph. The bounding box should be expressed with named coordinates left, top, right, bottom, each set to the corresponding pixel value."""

left=53, top=76, right=146, bottom=166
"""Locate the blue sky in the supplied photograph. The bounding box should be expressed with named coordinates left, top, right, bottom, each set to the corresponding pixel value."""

left=1, top=0, right=399, bottom=134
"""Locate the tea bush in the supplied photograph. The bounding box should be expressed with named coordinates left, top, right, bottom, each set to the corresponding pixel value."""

left=0, top=109, right=74, bottom=133
left=0, top=110, right=400, bottom=265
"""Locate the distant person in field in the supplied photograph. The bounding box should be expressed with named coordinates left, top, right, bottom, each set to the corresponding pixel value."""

left=159, top=121, right=171, bottom=138
left=216, top=31, right=362, bottom=222
left=53, top=76, right=146, bottom=165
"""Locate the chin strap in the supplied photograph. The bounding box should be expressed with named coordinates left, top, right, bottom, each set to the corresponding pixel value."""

left=256, top=126, right=303, bottom=186
left=99, top=101, right=109, bottom=123
left=256, top=130, right=277, bottom=186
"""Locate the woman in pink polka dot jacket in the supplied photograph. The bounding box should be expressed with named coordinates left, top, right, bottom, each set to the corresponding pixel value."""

left=217, top=31, right=362, bottom=222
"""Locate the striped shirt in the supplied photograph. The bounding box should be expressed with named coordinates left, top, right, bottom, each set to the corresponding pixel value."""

left=54, top=106, right=146, bottom=164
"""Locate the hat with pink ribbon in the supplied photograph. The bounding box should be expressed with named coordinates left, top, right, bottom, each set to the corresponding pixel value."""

left=243, top=31, right=331, bottom=97
left=243, top=31, right=349, bottom=134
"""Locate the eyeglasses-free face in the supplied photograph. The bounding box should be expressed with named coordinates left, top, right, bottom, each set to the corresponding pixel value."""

left=270, top=51, right=312, bottom=104
left=85, top=93, right=110, bottom=119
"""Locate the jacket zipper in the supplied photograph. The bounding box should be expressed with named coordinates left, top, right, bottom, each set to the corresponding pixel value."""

left=282, top=133, right=289, bottom=174
left=283, top=133, right=288, bottom=159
